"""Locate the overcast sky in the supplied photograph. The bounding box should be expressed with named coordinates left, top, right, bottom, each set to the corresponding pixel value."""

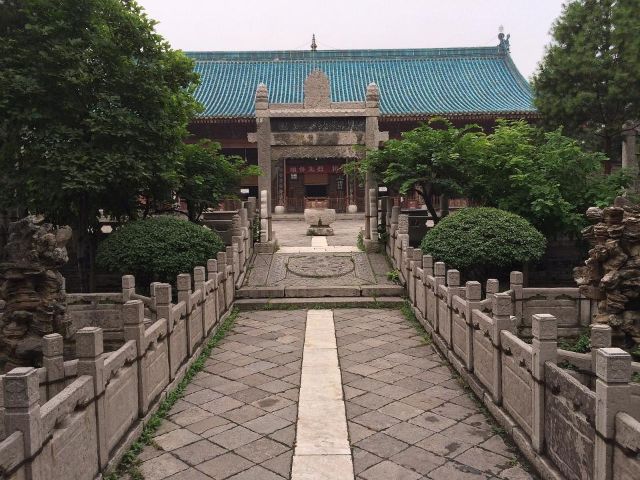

left=137, top=0, right=567, bottom=80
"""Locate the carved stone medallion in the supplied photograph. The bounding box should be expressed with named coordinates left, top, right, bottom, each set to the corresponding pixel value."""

left=286, top=255, right=354, bottom=278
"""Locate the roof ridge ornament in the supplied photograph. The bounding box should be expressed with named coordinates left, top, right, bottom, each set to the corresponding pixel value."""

left=311, top=34, right=317, bottom=52
left=498, top=26, right=510, bottom=53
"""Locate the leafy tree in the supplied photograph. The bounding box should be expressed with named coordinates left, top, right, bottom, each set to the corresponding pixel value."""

left=532, top=0, right=640, bottom=165
left=176, top=141, right=261, bottom=222
left=420, top=208, right=546, bottom=281
left=345, top=118, right=487, bottom=223
left=0, top=0, right=200, bottom=290
left=96, top=216, right=225, bottom=287
left=470, top=120, right=630, bottom=236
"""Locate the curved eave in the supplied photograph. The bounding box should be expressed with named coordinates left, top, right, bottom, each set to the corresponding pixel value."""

left=190, top=110, right=540, bottom=125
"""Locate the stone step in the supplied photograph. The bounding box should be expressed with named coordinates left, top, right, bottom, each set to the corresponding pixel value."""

left=236, top=284, right=405, bottom=299
left=234, top=296, right=404, bottom=310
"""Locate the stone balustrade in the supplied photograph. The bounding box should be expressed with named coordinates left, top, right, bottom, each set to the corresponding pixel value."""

left=384, top=210, right=640, bottom=480
left=0, top=205, right=255, bottom=479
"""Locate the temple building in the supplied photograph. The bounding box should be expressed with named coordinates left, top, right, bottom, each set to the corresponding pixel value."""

left=185, top=33, right=537, bottom=213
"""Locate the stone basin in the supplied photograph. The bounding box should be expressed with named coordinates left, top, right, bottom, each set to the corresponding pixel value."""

left=304, top=208, right=336, bottom=236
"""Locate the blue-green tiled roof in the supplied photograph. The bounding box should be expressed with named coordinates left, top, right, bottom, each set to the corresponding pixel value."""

left=185, top=47, right=535, bottom=118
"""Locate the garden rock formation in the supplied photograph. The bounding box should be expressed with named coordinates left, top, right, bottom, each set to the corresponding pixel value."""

left=0, top=216, right=71, bottom=370
left=574, top=196, right=640, bottom=346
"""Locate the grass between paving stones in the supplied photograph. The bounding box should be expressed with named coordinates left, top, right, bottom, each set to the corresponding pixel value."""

left=104, top=308, right=239, bottom=480
left=398, top=300, right=532, bottom=473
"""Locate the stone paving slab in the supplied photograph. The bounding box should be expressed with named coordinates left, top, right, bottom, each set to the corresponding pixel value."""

left=138, top=307, right=537, bottom=480
left=138, top=310, right=306, bottom=480
left=333, top=308, right=537, bottom=480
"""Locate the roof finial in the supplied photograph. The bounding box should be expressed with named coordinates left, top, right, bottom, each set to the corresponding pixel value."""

left=311, top=34, right=317, bottom=52
left=498, top=26, right=510, bottom=53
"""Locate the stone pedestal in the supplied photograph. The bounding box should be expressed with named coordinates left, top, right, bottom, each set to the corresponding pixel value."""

left=347, top=204, right=358, bottom=214
left=305, top=208, right=336, bottom=236
left=274, top=205, right=285, bottom=214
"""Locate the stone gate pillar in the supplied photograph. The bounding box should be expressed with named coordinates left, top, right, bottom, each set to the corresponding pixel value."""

left=364, top=83, right=380, bottom=241
left=255, top=83, right=272, bottom=236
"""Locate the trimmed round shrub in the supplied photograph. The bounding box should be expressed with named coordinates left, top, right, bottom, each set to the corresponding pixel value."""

left=420, top=208, right=546, bottom=277
left=96, top=216, right=225, bottom=285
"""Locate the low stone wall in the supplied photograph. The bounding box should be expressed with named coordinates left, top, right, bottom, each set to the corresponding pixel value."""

left=385, top=208, right=595, bottom=338
left=0, top=205, right=255, bottom=480
left=386, top=212, right=640, bottom=480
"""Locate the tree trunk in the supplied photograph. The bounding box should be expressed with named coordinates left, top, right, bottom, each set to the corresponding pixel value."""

left=76, top=194, right=91, bottom=293
left=604, top=135, right=613, bottom=174
left=418, top=183, right=440, bottom=224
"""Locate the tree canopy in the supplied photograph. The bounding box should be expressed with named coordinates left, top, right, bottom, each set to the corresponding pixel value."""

left=532, top=0, right=640, bottom=163
left=349, top=119, right=629, bottom=236
left=0, top=0, right=200, bottom=289
left=473, top=120, right=629, bottom=236
left=345, top=118, right=487, bottom=223
left=176, top=141, right=261, bottom=222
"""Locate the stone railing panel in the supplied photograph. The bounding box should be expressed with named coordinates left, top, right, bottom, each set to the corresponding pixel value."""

left=613, top=412, right=640, bottom=480
left=500, top=331, right=534, bottom=437
left=472, top=309, right=498, bottom=399
left=545, top=362, right=596, bottom=480
left=38, top=375, right=98, bottom=480
left=102, top=340, right=138, bottom=455
left=168, top=301, right=188, bottom=380
left=0, top=431, right=25, bottom=480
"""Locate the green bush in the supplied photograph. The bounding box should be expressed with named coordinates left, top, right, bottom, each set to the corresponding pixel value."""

left=96, top=216, right=225, bottom=286
left=420, top=207, right=546, bottom=278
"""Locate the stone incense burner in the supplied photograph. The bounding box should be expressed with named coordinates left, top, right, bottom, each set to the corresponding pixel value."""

left=304, top=208, right=336, bottom=236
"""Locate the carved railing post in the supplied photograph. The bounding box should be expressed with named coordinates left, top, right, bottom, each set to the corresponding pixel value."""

left=444, top=269, right=462, bottom=348
left=123, top=300, right=146, bottom=416
left=207, top=259, right=220, bottom=325
left=155, top=284, right=175, bottom=380
left=464, top=281, right=482, bottom=372
left=491, top=293, right=513, bottom=405
left=122, top=275, right=135, bottom=302
left=76, top=326, right=107, bottom=469
left=42, top=333, right=64, bottom=399
left=177, top=273, right=195, bottom=355
left=510, top=271, right=524, bottom=326
left=590, top=324, right=612, bottom=373
left=531, top=313, right=557, bottom=454
left=3, top=367, right=42, bottom=478
left=194, top=266, right=206, bottom=335
left=594, top=348, right=631, bottom=480
left=433, top=262, right=446, bottom=333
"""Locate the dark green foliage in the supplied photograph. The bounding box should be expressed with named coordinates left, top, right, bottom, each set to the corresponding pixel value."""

left=420, top=208, right=546, bottom=277
left=470, top=120, right=630, bottom=236
left=0, top=0, right=200, bottom=290
left=347, top=119, right=628, bottom=236
left=532, top=0, right=640, bottom=161
left=344, top=118, right=487, bottom=223
left=96, top=217, right=224, bottom=285
left=176, top=141, right=261, bottom=222
left=559, top=330, right=591, bottom=353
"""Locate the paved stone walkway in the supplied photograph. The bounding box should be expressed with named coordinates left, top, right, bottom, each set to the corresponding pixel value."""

left=137, top=309, right=535, bottom=480
left=273, top=218, right=363, bottom=247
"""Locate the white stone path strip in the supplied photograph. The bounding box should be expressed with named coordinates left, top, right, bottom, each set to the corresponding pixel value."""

left=278, top=246, right=359, bottom=253
left=310, top=236, right=328, bottom=247
left=291, top=309, right=355, bottom=480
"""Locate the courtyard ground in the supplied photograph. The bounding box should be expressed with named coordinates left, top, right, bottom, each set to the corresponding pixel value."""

left=136, top=309, right=535, bottom=480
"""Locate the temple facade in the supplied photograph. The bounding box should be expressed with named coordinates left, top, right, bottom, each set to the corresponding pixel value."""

left=185, top=34, right=537, bottom=213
